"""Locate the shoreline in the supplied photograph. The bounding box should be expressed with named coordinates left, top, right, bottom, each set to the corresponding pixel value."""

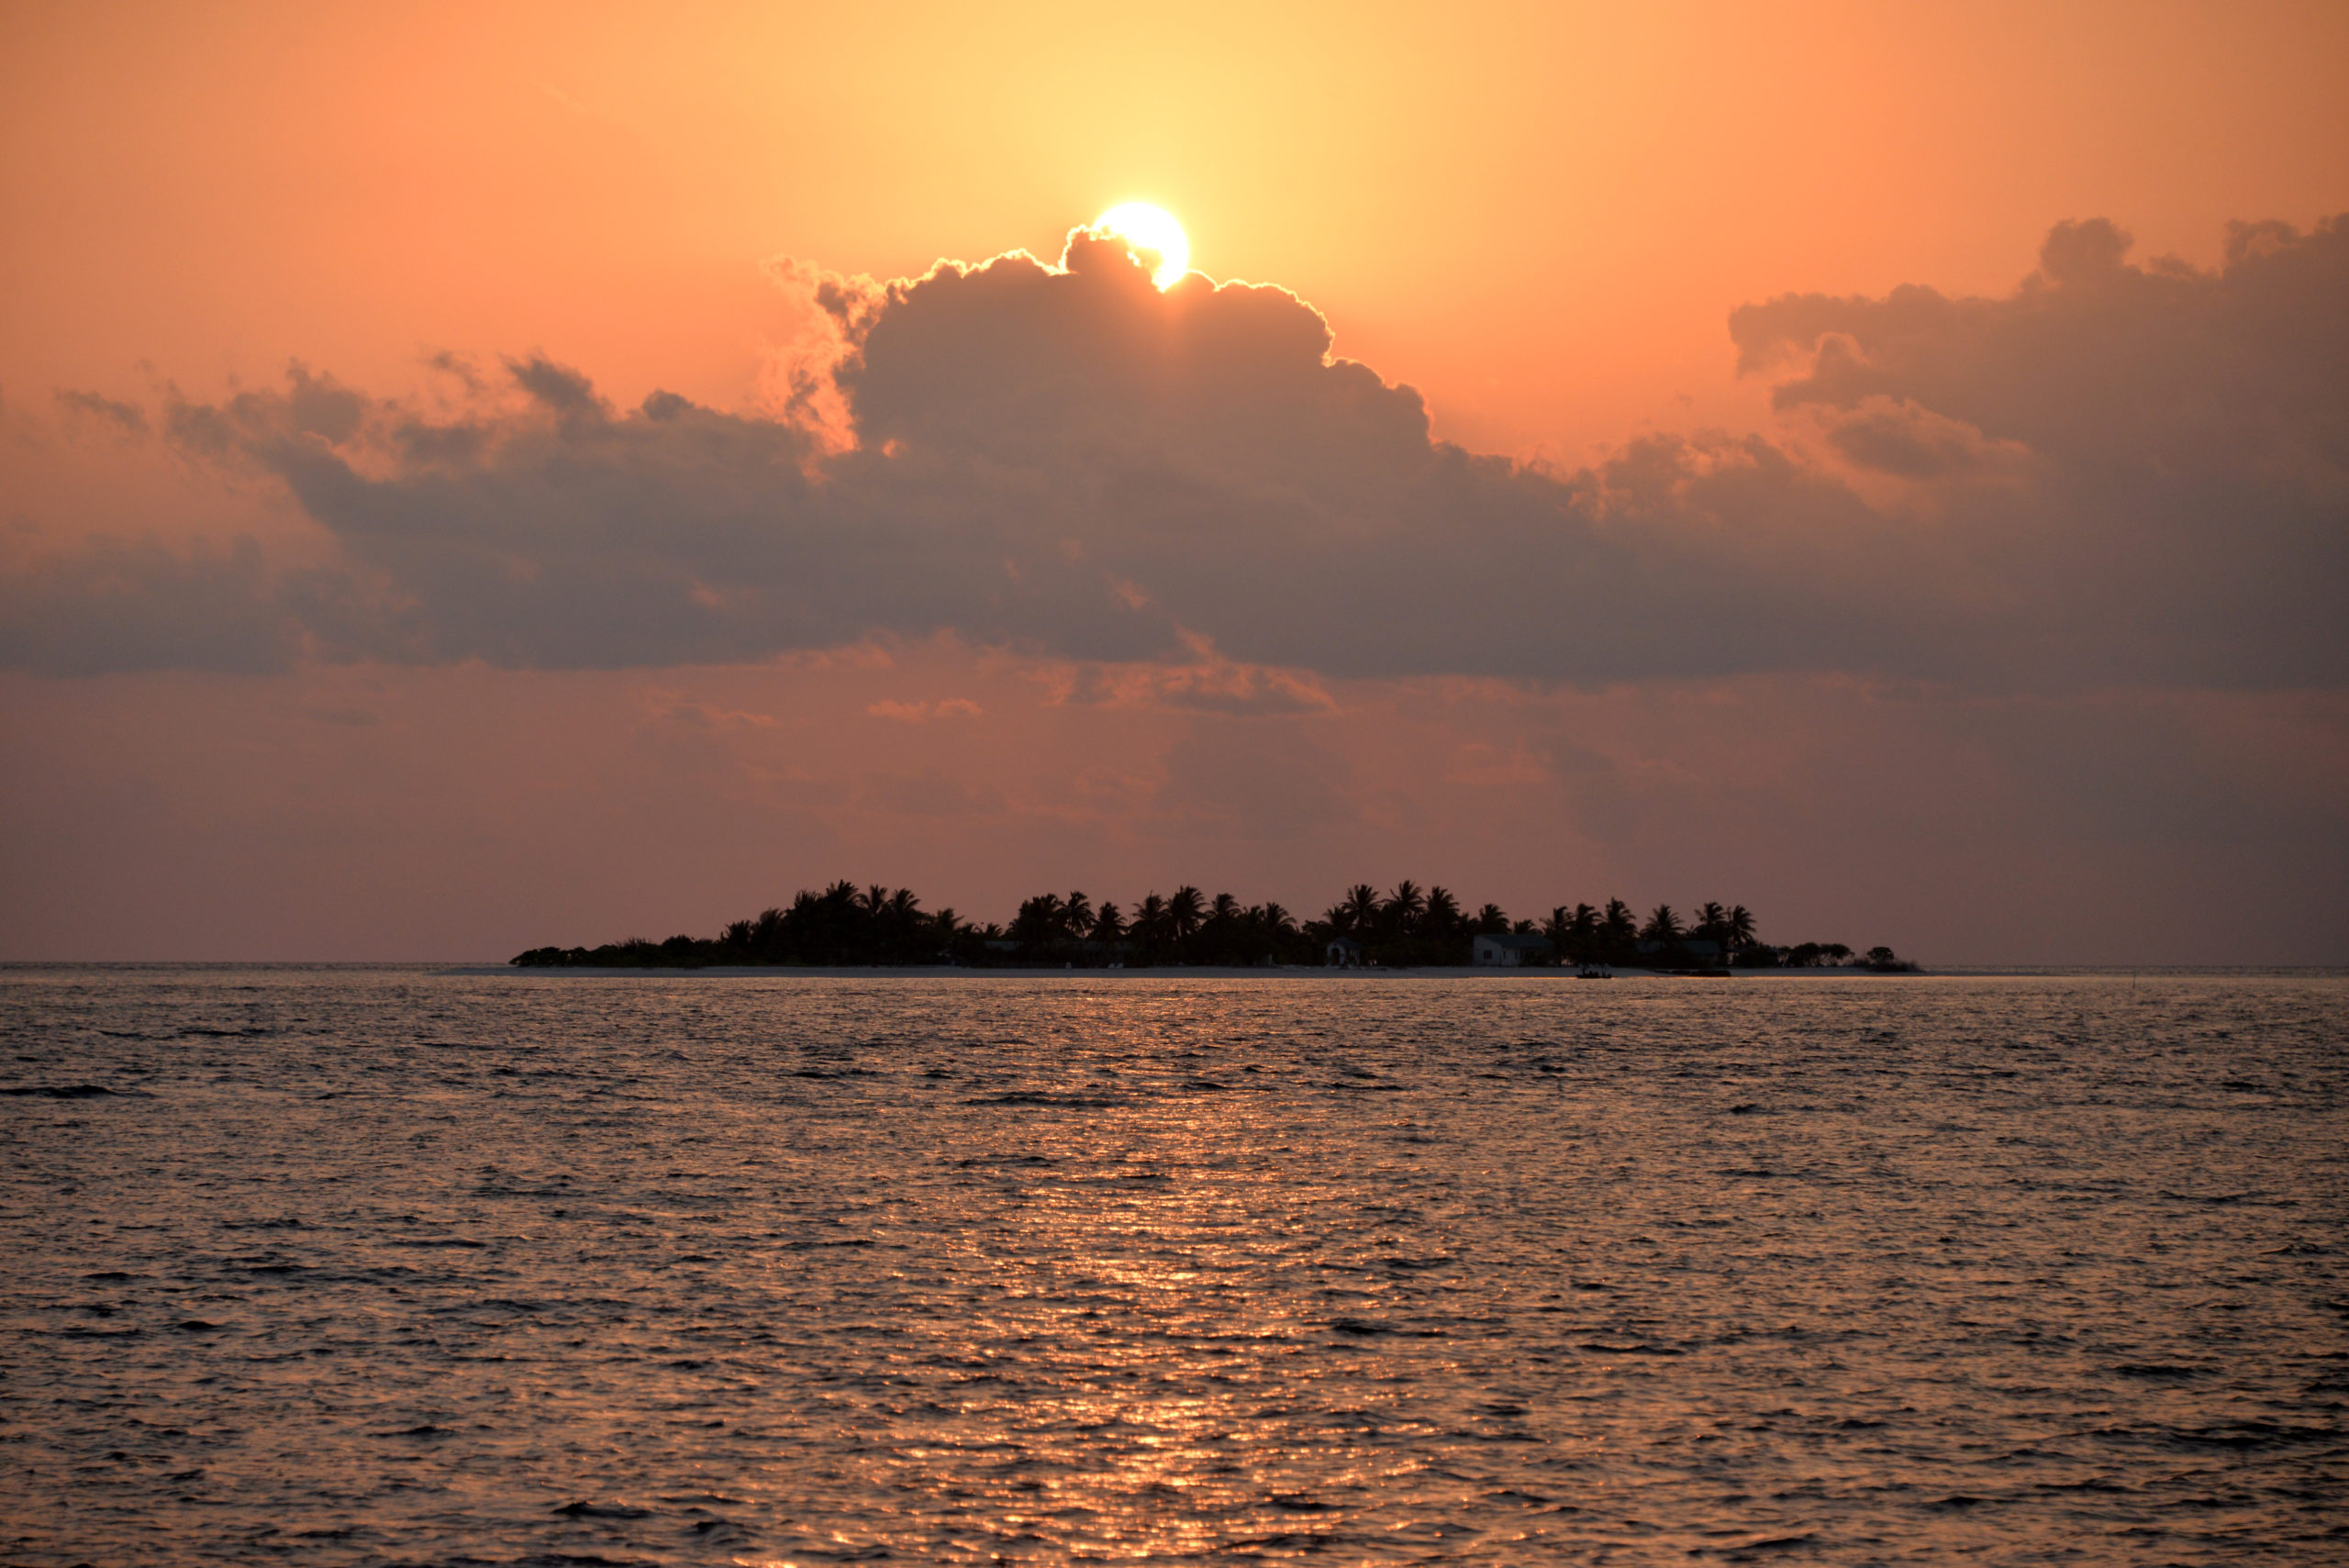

left=456, top=963, right=2347, bottom=980
left=469, top=963, right=2032, bottom=980
left=4, top=962, right=2339, bottom=979
left=468, top=962, right=1859, bottom=980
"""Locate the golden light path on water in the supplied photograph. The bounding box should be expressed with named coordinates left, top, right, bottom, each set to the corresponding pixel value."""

left=4, top=969, right=2345, bottom=1563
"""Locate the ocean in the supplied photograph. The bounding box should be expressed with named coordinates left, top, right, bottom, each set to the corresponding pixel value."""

left=3, top=967, right=2343, bottom=1563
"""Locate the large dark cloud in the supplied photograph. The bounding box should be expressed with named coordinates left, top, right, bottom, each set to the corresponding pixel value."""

left=1731, top=217, right=2349, bottom=687
left=0, top=535, right=295, bottom=675
left=6, top=217, right=2343, bottom=687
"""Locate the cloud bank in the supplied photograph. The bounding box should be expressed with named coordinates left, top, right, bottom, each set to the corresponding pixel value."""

left=10, top=217, right=2344, bottom=689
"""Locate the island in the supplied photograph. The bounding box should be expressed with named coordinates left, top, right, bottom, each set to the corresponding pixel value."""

left=511, top=881, right=1918, bottom=972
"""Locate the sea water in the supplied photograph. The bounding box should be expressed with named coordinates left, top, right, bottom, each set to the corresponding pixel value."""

left=2, top=967, right=2343, bottom=1564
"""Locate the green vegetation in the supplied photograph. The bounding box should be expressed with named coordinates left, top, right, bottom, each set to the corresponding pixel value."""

left=511, top=880, right=1914, bottom=971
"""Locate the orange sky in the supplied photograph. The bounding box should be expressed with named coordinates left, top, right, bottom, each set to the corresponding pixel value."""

left=3, top=2, right=2345, bottom=963
left=7, top=1, right=2345, bottom=455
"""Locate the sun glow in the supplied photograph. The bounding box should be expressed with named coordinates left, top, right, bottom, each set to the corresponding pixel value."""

left=1092, top=203, right=1189, bottom=289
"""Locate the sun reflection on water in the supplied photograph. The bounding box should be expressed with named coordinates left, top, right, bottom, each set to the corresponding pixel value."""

left=784, top=1005, right=1473, bottom=1561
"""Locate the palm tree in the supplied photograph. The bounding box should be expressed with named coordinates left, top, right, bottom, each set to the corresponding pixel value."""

left=1134, top=893, right=1170, bottom=948
left=1385, top=880, right=1425, bottom=935
left=1424, top=886, right=1461, bottom=937
left=1726, top=904, right=1756, bottom=952
left=1063, top=890, right=1092, bottom=939
left=1236, top=905, right=1272, bottom=964
left=1341, top=884, right=1381, bottom=931
left=1693, top=901, right=1727, bottom=946
left=1641, top=904, right=1684, bottom=943
left=814, top=881, right=862, bottom=960
left=1197, top=892, right=1240, bottom=961
left=1013, top=892, right=1064, bottom=944
left=1091, top=901, right=1125, bottom=940
left=1322, top=901, right=1355, bottom=935
left=870, top=887, right=918, bottom=954
left=1168, top=885, right=1205, bottom=940
left=1568, top=904, right=1600, bottom=962
left=1259, top=901, right=1297, bottom=937
left=1475, top=902, right=1508, bottom=935
left=1542, top=906, right=1571, bottom=946
left=1601, top=898, right=1636, bottom=949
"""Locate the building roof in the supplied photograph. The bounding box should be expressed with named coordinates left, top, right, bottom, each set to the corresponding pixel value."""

left=1476, top=932, right=1554, bottom=950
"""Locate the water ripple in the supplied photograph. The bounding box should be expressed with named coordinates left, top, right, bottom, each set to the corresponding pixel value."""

left=2, top=968, right=2343, bottom=1563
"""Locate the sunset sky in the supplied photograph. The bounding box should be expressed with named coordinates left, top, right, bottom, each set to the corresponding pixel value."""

left=4, top=0, right=2345, bottom=963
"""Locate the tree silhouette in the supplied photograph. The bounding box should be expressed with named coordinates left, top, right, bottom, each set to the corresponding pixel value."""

left=1135, top=892, right=1170, bottom=948
left=1168, top=885, right=1205, bottom=940
left=1424, top=886, right=1461, bottom=938
left=1385, top=880, right=1426, bottom=936
left=1012, top=893, right=1065, bottom=944
left=1569, top=904, right=1601, bottom=962
left=514, top=875, right=1898, bottom=973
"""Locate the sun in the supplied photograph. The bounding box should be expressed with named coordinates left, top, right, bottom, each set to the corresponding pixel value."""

left=1092, top=203, right=1189, bottom=289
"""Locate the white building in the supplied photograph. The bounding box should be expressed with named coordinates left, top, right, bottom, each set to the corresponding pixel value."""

left=1472, top=933, right=1555, bottom=966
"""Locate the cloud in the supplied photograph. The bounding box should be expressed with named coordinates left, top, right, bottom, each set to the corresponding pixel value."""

left=1817, top=396, right=2033, bottom=481
left=54, top=390, right=149, bottom=438
left=1730, top=214, right=2349, bottom=687
left=647, top=691, right=779, bottom=730
left=0, top=535, right=295, bottom=675
left=8, top=217, right=2344, bottom=691
left=867, top=697, right=982, bottom=722
left=1039, top=633, right=1337, bottom=716
left=1442, top=740, right=1552, bottom=787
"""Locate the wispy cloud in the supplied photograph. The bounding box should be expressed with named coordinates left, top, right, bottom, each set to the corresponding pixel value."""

left=867, top=697, right=982, bottom=722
